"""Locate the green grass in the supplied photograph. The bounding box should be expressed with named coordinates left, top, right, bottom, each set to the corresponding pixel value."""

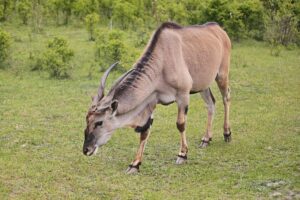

left=0, top=26, right=299, bottom=199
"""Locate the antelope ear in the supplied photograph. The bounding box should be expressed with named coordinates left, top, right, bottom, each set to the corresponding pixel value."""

left=111, top=100, right=118, bottom=115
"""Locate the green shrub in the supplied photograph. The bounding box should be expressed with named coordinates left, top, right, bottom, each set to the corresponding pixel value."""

left=135, top=29, right=149, bottom=47
left=0, top=29, right=11, bottom=68
left=32, top=37, right=74, bottom=78
left=95, top=29, right=126, bottom=72
left=269, top=41, right=283, bottom=57
left=29, top=51, right=44, bottom=71
left=95, top=29, right=142, bottom=72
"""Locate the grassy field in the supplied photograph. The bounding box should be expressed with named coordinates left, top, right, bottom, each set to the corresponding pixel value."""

left=0, top=25, right=299, bottom=199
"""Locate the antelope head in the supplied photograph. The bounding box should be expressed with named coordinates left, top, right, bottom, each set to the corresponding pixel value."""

left=83, top=62, right=119, bottom=156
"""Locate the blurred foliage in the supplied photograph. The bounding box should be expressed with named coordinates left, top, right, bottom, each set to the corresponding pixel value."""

left=0, top=28, right=11, bottom=68
left=74, top=0, right=99, bottom=20
left=0, top=0, right=299, bottom=73
left=263, top=0, right=300, bottom=46
left=85, top=12, right=100, bottom=41
left=17, top=0, right=31, bottom=25
left=0, top=0, right=12, bottom=21
left=202, top=0, right=265, bottom=41
left=31, top=37, right=74, bottom=78
left=0, top=0, right=298, bottom=45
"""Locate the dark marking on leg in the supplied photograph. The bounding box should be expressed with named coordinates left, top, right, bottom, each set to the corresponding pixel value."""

left=140, top=131, right=148, bottom=140
left=176, top=122, right=185, bottom=132
left=209, top=88, right=216, bottom=104
left=135, top=117, right=153, bottom=133
left=128, top=162, right=142, bottom=170
left=126, top=162, right=142, bottom=174
left=177, top=154, right=187, bottom=159
left=184, top=106, right=189, bottom=115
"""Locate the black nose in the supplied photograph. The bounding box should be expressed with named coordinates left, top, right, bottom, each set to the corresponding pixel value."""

left=83, top=147, right=89, bottom=155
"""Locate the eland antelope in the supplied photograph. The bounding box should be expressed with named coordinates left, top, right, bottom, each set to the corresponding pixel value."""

left=83, top=22, right=232, bottom=174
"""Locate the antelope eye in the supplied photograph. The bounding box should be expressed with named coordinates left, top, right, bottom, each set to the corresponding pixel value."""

left=94, top=121, right=103, bottom=128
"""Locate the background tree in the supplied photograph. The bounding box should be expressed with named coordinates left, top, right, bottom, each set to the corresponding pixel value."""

left=31, top=0, right=46, bottom=32
left=48, top=0, right=63, bottom=25
left=202, top=0, right=242, bottom=39
left=85, top=12, right=100, bottom=41
left=155, top=0, right=189, bottom=23
left=98, top=0, right=113, bottom=28
left=237, top=0, right=265, bottom=40
left=166, top=1, right=188, bottom=24
left=0, top=0, right=12, bottom=21
left=112, top=1, right=138, bottom=29
left=17, top=0, right=31, bottom=25
left=0, top=28, right=11, bottom=68
left=61, top=0, right=75, bottom=25
left=262, top=0, right=300, bottom=46
left=183, top=0, right=207, bottom=24
left=0, top=0, right=298, bottom=46
left=74, top=0, right=99, bottom=21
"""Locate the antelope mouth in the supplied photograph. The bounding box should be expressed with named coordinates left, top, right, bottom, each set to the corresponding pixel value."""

left=84, top=145, right=98, bottom=156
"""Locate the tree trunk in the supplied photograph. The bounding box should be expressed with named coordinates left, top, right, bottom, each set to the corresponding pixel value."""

left=2, top=0, right=8, bottom=21
left=64, top=9, right=71, bottom=25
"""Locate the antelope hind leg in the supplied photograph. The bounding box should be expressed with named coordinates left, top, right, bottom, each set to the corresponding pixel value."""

left=199, top=88, right=215, bottom=148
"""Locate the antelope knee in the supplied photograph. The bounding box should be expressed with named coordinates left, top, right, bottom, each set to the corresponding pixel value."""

left=176, top=122, right=185, bottom=132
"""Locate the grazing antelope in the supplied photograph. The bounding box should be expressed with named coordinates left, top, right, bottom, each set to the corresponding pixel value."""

left=83, top=22, right=232, bottom=174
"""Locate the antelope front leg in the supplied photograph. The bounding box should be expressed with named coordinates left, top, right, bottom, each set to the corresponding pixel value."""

left=176, top=103, right=189, bottom=165
left=126, top=128, right=151, bottom=174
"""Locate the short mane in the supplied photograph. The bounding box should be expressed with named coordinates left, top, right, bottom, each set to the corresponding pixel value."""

left=139, top=22, right=182, bottom=67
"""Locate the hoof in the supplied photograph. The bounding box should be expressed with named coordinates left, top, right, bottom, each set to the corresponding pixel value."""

left=125, top=166, right=139, bottom=174
left=224, top=132, right=232, bottom=143
left=125, top=162, right=141, bottom=174
left=199, top=138, right=212, bottom=148
left=176, top=155, right=187, bottom=165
